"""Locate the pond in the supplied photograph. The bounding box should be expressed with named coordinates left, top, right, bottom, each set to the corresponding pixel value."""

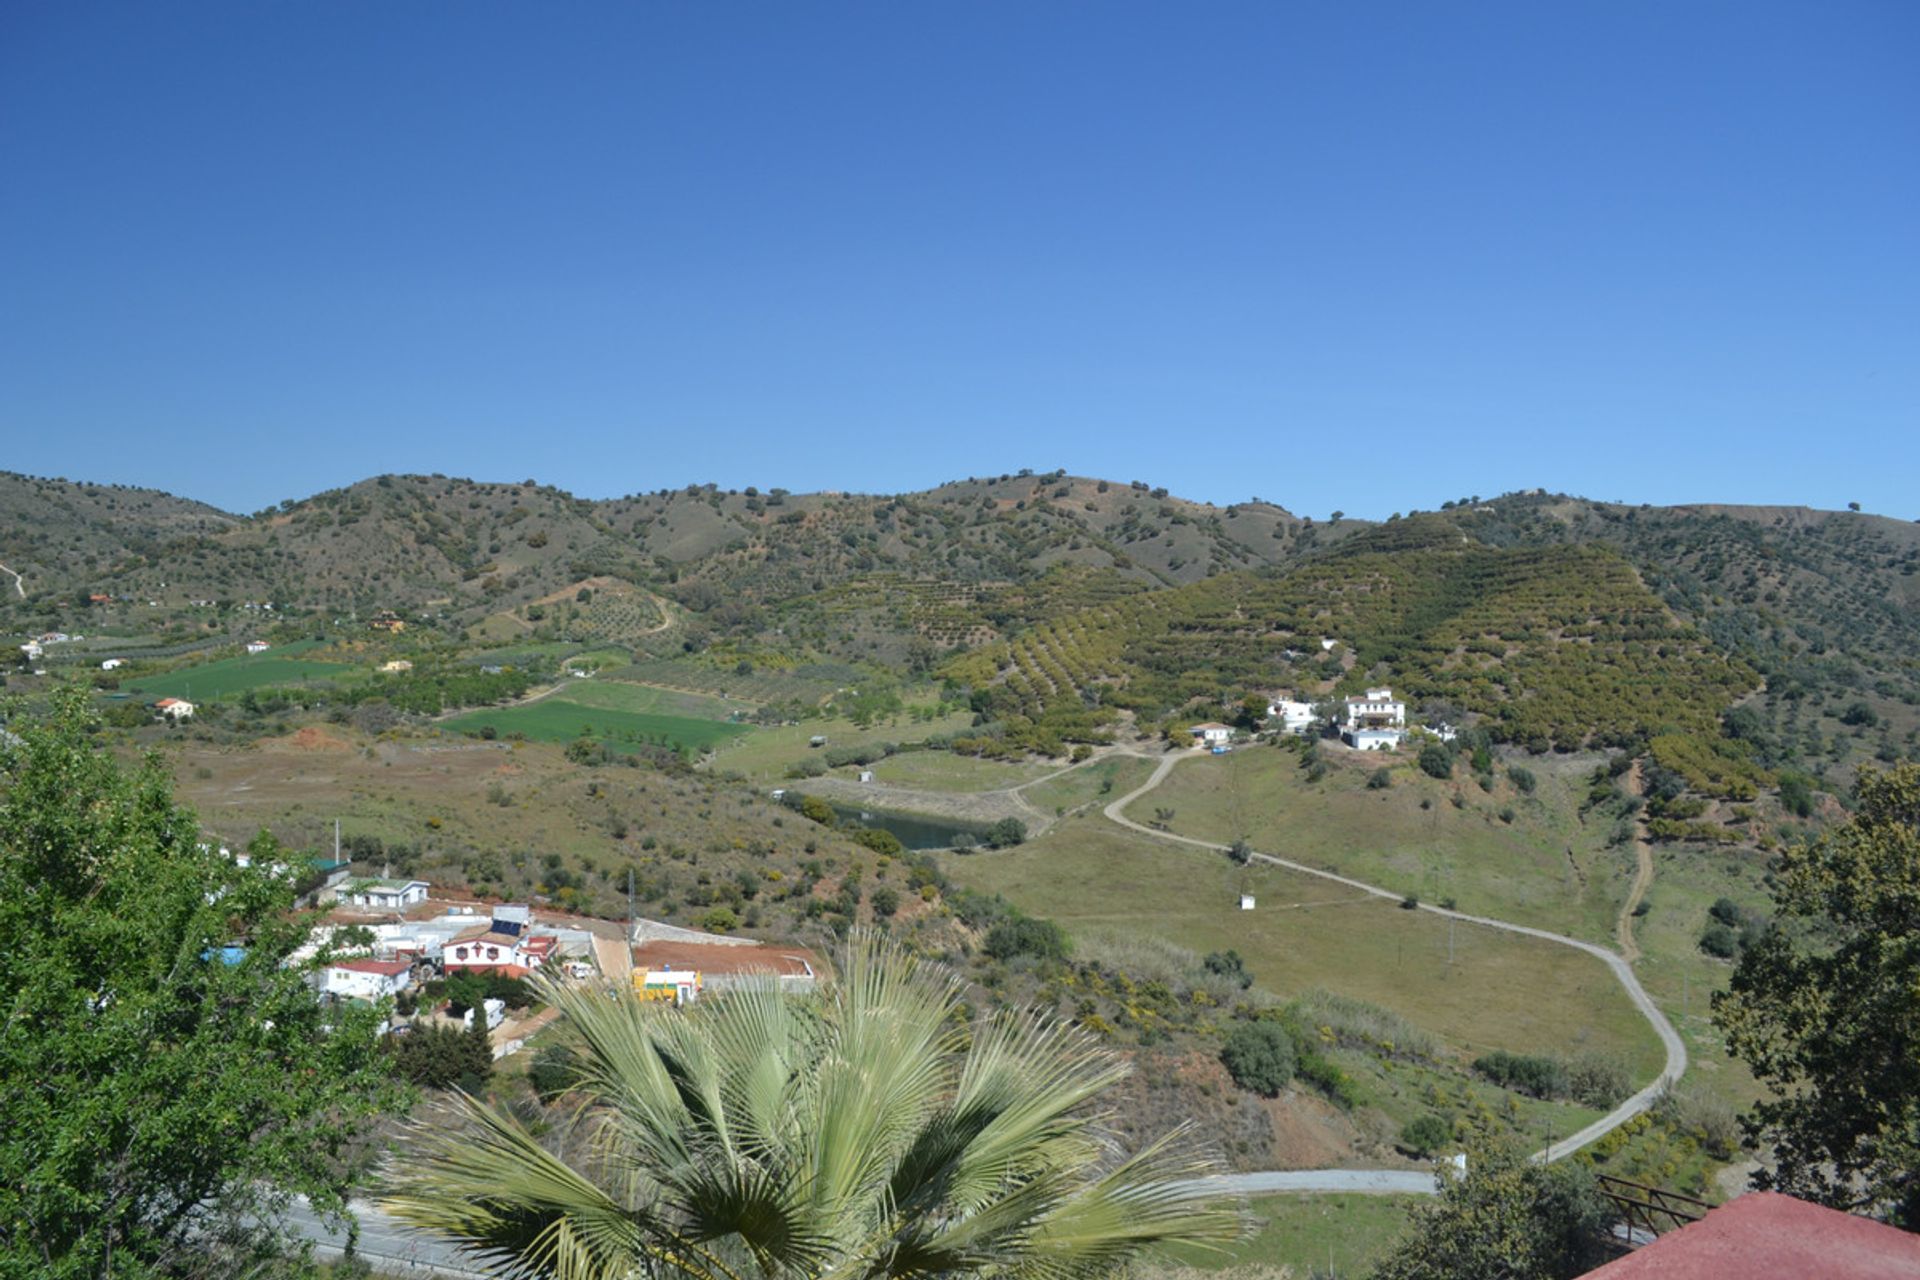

left=827, top=803, right=987, bottom=851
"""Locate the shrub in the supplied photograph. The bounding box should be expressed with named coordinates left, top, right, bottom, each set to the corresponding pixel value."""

left=1220, top=1021, right=1296, bottom=1096
left=869, top=885, right=901, bottom=919
left=1564, top=1053, right=1630, bottom=1108
left=1400, top=1113, right=1452, bottom=1157
left=1473, top=1049, right=1569, bottom=1099
left=983, top=915, right=1069, bottom=962
left=1418, top=744, right=1455, bottom=780
left=1202, top=949, right=1253, bottom=990
left=527, top=1045, right=578, bottom=1103
left=698, top=907, right=739, bottom=935
left=984, top=818, right=1028, bottom=849
left=1699, top=922, right=1738, bottom=958
left=1400, top=894, right=1419, bottom=910
left=1367, top=768, right=1393, bottom=790
left=1507, top=765, right=1537, bottom=794
left=1227, top=839, right=1251, bottom=865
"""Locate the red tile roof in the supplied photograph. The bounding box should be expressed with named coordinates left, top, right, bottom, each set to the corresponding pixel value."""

left=631, top=941, right=818, bottom=978
left=329, top=957, right=410, bottom=976
left=1579, top=1192, right=1920, bottom=1280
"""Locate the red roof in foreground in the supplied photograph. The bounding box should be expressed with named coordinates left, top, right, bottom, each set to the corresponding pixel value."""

left=1580, top=1192, right=1920, bottom=1280
left=631, top=941, right=818, bottom=978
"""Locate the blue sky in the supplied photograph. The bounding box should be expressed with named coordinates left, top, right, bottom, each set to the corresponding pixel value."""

left=2, top=2, right=1914, bottom=519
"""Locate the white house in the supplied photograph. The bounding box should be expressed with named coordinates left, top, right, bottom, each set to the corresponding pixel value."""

left=100, top=657, right=125, bottom=671
left=445, top=909, right=556, bottom=977
left=245, top=640, right=271, bottom=654
left=1342, top=688, right=1406, bottom=750
left=154, top=697, right=195, bottom=721
left=339, top=878, right=430, bottom=911
left=20, top=642, right=43, bottom=661
left=319, top=957, right=414, bottom=1003
left=1319, top=638, right=1338, bottom=652
left=1189, top=722, right=1234, bottom=747
left=379, top=659, right=413, bottom=673
left=1266, top=698, right=1317, bottom=735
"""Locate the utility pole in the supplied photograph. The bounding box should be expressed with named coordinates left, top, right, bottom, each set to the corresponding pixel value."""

left=1449, top=915, right=1456, bottom=965
left=334, top=818, right=341, bottom=863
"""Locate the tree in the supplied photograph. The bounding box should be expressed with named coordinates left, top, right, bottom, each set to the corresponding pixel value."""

left=1234, top=693, right=1268, bottom=731
left=1227, top=837, right=1252, bottom=865
left=384, top=935, right=1237, bottom=1279
left=1220, top=1020, right=1295, bottom=1096
left=985, top=816, right=1028, bottom=848
left=1372, top=1143, right=1611, bottom=1280
left=1713, top=763, right=1920, bottom=1226
left=1202, top=949, right=1253, bottom=990
left=1418, top=743, right=1455, bottom=780
left=0, top=687, right=401, bottom=1277
left=1399, top=1114, right=1452, bottom=1157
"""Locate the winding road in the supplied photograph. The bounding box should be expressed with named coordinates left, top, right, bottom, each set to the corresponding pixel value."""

left=1102, top=748, right=1688, bottom=1195
left=0, top=561, right=23, bottom=599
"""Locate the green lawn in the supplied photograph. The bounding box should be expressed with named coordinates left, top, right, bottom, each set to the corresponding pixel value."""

left=1152, top=1193, right=1420, bottom=1276
left=942, top=814, right=1665, bottom=1075
left=1128, top=746, right=1628, bottom=946
left=124, top=642, right=362, bottom=700
left=441, top=697, right=751, bottom=754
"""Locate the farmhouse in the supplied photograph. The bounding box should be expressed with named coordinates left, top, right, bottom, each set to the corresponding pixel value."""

left=368, top=610, right=406, bottom=633
left=154, top=697, right=195, bottom=721
left=379, top=659, right=413, bottom=673
left=1342, top=687, right=1406, bottom=750
left=445, top=928, right=557, bottom=977
left=100, top=657, right=125, bottom=670
left=244, top=640, right=270, bottom=654
left=20, top=642, right=43, bottom=661
left=1189, top=722, right=1233, bottom=747
left=337, top=878, right=430, bottom=911
left=1266, top=697, right=1317, bottom=734
left=318, top=957, right=414, bottom=1003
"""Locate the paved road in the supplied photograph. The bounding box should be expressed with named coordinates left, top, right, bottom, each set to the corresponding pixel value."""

left=1103, top=749, right=1689, bottom=1175
left=286, top=1198, right=490, bottom=1277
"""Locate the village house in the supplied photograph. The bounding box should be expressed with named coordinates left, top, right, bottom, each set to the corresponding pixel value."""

left=379, top=658, right=413, bottom=673
left=337, top=878, right=430, bottom=911
left=245, top=640, right=271, bottom=654
left=1188, top=722, right=1234, bottom=747
left=1342, top=687, right=1406, bottom=750
left=20, top=641, right=44, bottom=661
left=1266, top=697, right=1317, bottom=735
left=100, top=657, right=125, bottom=670
left=154, top=697, right=195, bottom=721
left=444, top=905, right=555, bottom=977
left=367, top=610, right=406, bottom=633
left=318, top=956, right=414, bottom=1003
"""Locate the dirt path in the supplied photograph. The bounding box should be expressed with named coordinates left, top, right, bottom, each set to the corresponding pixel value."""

left=592, top=932, right=633, bottom=985
left=0, top=562, right=23, bottom=599
left=1103, top=748, right=1687, bottom=1169
left=1616, top=760, right=1656, bottom=963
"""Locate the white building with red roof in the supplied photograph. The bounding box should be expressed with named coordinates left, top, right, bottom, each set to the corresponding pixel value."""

left=445, top=927, right=557, bottom=978
left=319, top=957, right=414, bottom=1003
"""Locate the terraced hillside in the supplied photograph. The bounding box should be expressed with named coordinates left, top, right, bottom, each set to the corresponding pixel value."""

left=944, top=516, right=1757, bottom=751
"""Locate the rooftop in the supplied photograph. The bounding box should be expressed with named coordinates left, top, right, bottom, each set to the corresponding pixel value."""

left=329, top=957, right=411, bottom=976
left=631, top=941, right=819, bottom=978
left=1578, top=1192, right=1920, bottom=1280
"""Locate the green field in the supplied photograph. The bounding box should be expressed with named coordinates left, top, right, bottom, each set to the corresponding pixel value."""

left=1129, top=746, right=1628, bottom=946
left=123, top=641, right=363, bottom=701
left=1153, top=1193, right=1419, bottom=1276
left=441, top=696, right=751, bottom=754
left=709, top=709, right=979, bottom=780
left=603, top=656, right=851, bottom=705
left=563, top=676, right=750, bottom=722
left=829, top=751, right=1054, bottom=793
left=941, top=814, right=1665, bottom=1075
left=1022, top=754, right=1159, bottom=816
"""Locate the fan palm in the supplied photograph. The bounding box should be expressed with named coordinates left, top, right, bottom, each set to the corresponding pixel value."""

left=382, top=934, right=1240, bottom=1279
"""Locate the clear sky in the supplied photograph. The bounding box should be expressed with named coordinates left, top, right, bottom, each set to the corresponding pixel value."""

left=2, top=2, right=1914, bottom=519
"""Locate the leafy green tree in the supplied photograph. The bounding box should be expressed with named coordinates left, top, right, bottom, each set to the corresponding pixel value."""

left=385, top=936, right=1236, bottom=1279
left=983, top=914, right=1070, bottom=962
left=1418, top=743, right=1455, bottom=780
left=1371, top=1143, right=1610, bottom=1280
left=0, top=688, right=402, bottom=1277
left=1399, top=1114, right=1452, bottom=1157
left=985, top=817, right=1028, bottom=848
left=1713, top=763, right=1920, bottom=1226
left=1202, top=949, right=1253, bottom=989
left=1220, top=1020, right=1296, bottom=1096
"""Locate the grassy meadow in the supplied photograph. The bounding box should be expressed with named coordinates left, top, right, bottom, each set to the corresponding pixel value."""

left=1129, top=745, right=1629, bottom=946
left=1153, top=1193, right=1420, bottom=1277
left=941, top=813, right=1666, bottom=1077
left=123, top=640, right=365, bottom=701
left=709, top=708, right=978, bottom=780
left=441, top=697, right=749, bottom=754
